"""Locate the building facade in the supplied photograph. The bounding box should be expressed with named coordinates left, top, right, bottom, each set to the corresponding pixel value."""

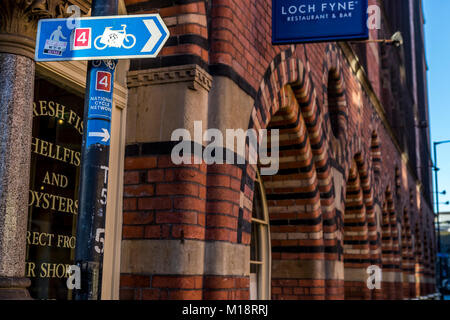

left=0, top=0, right=437, bottom=300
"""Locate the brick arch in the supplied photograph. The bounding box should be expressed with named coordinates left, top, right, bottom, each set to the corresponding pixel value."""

left=413, top=222, right=424, bottom=297
left=241, top=48, right=343, bottom=300
left=378, top=186, right=406, bottom=300
left=290, top=53, right=339, bottom=287
left=387, top=185, right=403, bottom=299
left=353, top=153, right=379, bottom=266
left=372, top=201, right=384, bottom=300
left=401, top=206, right=415, bottom=299
left=370, top=131, right=381, bottom=178
left=405, top=193, right=417, bottom=298
left=381, top=188, right=395, bottom=299
left=262, top=84, right=324, bottom=300
left=322, top=44, right=349, bottom=143
left=320, top=44, right=350, bottom=169
left=343, top=159, right=371, bottom=300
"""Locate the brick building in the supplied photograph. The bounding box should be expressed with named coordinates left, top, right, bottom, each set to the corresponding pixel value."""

left=0, top=0, right=437, bottom=300
left=119, top=0, right=436, bottom=300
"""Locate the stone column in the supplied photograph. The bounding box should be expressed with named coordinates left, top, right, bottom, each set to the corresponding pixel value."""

left=0, top=53, right=34, bottom=299
left=0, top=0, right=67, bottom=299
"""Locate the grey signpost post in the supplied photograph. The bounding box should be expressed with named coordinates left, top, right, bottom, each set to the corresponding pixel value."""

left=433, top=140, right=450, bottom=299
left=34, top=1, right=169, bottom=299
left=74, top=0, right=118, bottom=300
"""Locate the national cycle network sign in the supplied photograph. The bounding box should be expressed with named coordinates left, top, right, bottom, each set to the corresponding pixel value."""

left=272, top=0, right=369, bottom=44
left=35, top=14, right=169, bottom=61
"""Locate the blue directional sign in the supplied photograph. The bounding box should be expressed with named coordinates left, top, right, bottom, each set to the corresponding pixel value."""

left=85, top=59, right=116, bottom=147
left=87, top=119, right=111, bottom=147
left=35, top=14, right=169, bottom=61
left=273, top=0, right=369, bottom=44
left=87, top=60, right=115, bottom=121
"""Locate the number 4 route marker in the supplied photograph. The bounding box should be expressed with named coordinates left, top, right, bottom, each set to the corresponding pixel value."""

left=35, top=14, right=170, bottom=62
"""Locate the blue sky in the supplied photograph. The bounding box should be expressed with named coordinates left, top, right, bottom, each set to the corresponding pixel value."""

left=423, top=1, right=450, bottom=217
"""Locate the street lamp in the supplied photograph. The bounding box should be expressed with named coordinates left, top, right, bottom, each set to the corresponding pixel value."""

left=433, top=140, right=450, bottom=296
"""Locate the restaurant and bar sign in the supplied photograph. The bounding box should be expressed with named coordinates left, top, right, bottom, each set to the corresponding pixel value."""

left=272, top=0, right=369, bottom=44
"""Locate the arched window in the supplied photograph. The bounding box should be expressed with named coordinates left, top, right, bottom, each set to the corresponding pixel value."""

left=250, top=171, right=271, bottom=300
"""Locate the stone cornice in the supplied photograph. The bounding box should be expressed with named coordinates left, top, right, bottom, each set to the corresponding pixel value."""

left=127, top=64, right=213, bottom=92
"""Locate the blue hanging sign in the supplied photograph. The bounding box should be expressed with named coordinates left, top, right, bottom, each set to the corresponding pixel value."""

left=272, top=0, right=369, bottom=44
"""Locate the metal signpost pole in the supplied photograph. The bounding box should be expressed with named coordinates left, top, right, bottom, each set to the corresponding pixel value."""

left=433, top=140, right=450, bottom=299
left=73, top=0, right=118, bottom=300
left=434, top=142, right=442, bottom=298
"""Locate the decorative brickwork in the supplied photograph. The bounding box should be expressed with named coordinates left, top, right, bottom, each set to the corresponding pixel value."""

left=121, top=0, right=436, bottom=300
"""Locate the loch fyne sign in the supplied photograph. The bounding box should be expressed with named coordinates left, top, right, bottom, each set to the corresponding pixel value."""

left=272, top=0, right=369, bottom=44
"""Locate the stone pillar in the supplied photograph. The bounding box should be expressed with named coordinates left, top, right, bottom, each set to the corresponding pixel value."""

left=0, top=53, right=35, bottom=299
left=0, top=0, right=65, bottom=299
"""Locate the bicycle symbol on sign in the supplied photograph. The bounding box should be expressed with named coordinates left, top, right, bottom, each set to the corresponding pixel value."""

left=94, top=24, right=136, bottom=50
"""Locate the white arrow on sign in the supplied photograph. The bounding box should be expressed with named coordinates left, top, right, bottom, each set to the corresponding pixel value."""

left=142, top=19, right=163, bottom=53
left=88, top=128, right=110, bottom=142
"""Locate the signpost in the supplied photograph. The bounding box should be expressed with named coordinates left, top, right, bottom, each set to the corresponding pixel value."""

left=35, top=1, right=169, bottom=300
left=73, top=58, right=116, bottom=300
left=272, top=0, right=369, bottom=44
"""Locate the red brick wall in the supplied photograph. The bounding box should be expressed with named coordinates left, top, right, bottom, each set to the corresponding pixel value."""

left=123, top=155, right=207, bottom=242
left=121, top=154, right=206, bottom=300
left=121, top=150, right=250, bottom=300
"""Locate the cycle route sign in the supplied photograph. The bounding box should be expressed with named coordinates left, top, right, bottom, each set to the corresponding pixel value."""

left=35, top=14, right=169, bottom=62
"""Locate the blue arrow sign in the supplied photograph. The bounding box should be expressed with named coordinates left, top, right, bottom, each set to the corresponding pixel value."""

left=35, top=14, right=169, bottom=61
left=87, top=119, right=111, bottom=147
